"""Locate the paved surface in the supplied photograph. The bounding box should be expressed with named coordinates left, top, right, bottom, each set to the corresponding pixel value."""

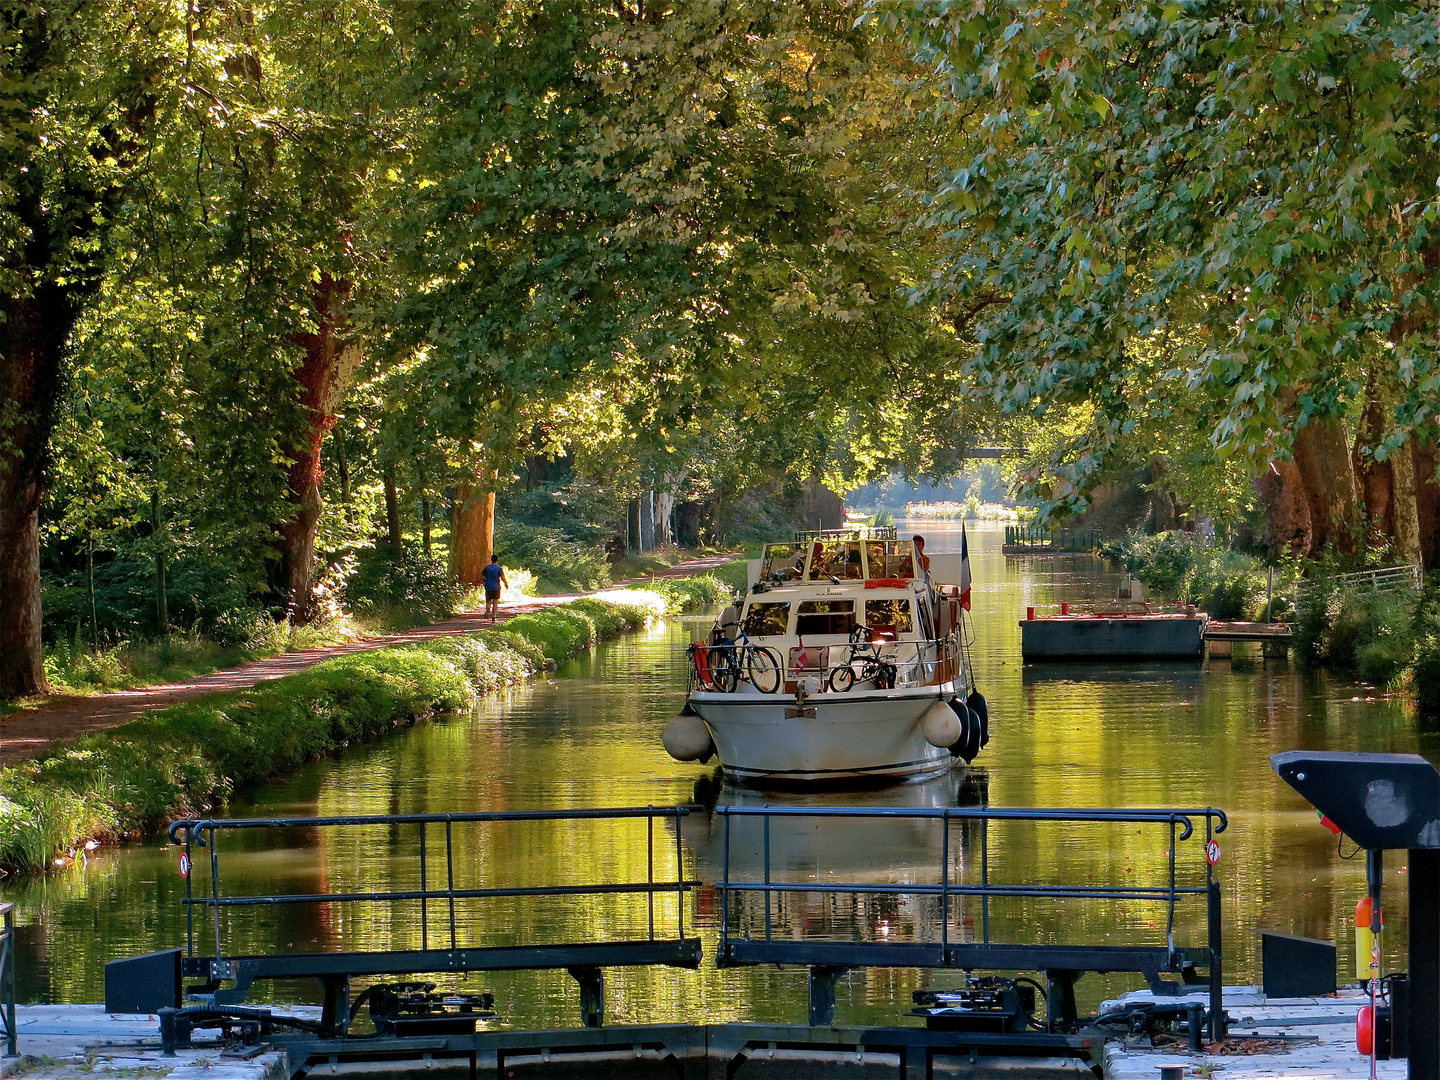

left=2, top=1004, right=294, bottom=1077
left=1, top=553, right=739, bottom=764
left=1102, top=985, right=1403, bottom=1078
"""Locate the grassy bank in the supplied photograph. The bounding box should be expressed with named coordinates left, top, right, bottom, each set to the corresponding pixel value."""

left=0, top=575, right=734, bottom=875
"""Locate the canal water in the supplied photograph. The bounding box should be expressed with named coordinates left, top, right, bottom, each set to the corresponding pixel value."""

left=6, top=523, right=1432, bottom=1029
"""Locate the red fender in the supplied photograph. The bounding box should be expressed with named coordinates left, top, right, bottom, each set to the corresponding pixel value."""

left=1357, top=1004, right=1374, bottom=1056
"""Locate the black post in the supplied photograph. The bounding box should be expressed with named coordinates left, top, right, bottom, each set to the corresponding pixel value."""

left=1409, top=848, right=1439, bottom=1080
left=1208, top=880, right=1225, bottom=1041
left=568, top=966, right=604, bottom=1028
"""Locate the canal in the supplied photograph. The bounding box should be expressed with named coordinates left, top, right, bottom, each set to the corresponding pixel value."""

left=5, top=523, right=1431, bottom=1028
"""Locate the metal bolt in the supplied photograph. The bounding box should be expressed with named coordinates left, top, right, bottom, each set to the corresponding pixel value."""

left=1157, top=1066, right=1185, bottom=1080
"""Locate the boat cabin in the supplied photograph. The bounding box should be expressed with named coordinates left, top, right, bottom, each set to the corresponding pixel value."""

left=724, top=536, right=966, bottom=691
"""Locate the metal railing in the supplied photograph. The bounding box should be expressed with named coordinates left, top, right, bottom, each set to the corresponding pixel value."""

left=169, top=807, right=702, bottom=962
left=714, top=804, right=1227, bottom=1035
left=795, top=526, right=898, bottom=543
left=0, top=903, right=14, bottom=1058
left=1323, top=564, right=1422, bottom=594
left=689, top=636, right=960, bottom=694
left=1003, top=525, right=1102, bottom=552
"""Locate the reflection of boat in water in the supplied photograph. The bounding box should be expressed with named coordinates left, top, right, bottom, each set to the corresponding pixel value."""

left=679, top=768, right=989, bottom=885
left=664, top=529, right=990, bottom=788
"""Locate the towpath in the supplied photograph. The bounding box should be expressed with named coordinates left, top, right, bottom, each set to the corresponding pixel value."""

left=1, top=552, right=739, bottom=764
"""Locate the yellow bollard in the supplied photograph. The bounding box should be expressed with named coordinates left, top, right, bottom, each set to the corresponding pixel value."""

left=1356, top=896, right=1383, bottom=982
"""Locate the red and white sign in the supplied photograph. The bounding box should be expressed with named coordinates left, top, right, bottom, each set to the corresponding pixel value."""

left=1205, top=841, right=1221, bottom=866
left=178, top=852, right=192, bottom=878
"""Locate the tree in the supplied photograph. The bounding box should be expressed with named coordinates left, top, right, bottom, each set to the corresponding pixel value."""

left=0, top=3, right=190, bottom=695
left=885, top=1, right=1440, bottom=560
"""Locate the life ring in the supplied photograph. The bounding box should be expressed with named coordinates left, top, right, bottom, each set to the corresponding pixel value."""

left=691, top=642, right=714, bottom=689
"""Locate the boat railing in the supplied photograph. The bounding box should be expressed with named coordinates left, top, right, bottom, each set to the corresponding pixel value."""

left=794, top=526, right=898, bottom=543
left=688, top=636, right=960, bottom=693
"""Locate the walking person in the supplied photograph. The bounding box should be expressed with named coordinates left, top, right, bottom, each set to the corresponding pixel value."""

left=482, top=553, right=508, bottom=623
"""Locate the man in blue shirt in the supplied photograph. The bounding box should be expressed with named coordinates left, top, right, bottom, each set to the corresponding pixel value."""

left=482, top=554, right=509, bottom=623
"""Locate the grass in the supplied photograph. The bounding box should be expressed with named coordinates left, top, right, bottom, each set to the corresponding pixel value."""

left=0, top=572, right=736, bottom=875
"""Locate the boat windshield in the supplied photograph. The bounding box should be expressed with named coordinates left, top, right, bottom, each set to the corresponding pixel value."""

left=806, top=540, right=864, bottom=581
left=865, top=540, right=917, bottom=579
left=742, top=601, right=791, bottom=637
left=760, top=543, right=807, bottom=583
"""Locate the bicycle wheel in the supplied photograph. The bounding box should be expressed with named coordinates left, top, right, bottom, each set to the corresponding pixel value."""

left=747, top=647, right=783, bottom=694
left=712, top=657, right=740, bottom=694
left=828, top=664, right=856, bottom=693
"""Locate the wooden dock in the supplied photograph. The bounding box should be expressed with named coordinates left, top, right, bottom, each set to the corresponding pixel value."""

left=1204, top=620, right=1294, bottom=643
left=1204, top=621, right=1294, bottom=658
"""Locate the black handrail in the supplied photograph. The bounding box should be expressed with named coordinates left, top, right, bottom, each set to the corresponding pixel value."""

left=0, top=902, right=14, bottom=1058
left=170, top=806, right=703, bottom=961
left=714, top=803, right=1227, bottom=1038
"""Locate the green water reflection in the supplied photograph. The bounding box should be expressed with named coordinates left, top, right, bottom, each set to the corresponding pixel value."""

left=6, top=524, right=1434, bottom=1028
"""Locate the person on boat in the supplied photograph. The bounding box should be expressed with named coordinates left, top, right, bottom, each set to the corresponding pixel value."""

left=482, top=554, right=509, bottom=623
left=913, top=534, right=937, bottom=604
left=913, top=535, right=931, bottom=574
left=844, top=545, right=864, bottom=579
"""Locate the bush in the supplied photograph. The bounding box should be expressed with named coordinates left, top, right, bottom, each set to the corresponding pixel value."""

left=1408, top=586, right=1440, bottom=712
left=493, top=521, right=611, bottom=594
left=1107, top=532, right=1268, bottom=618
left=347, top=548, right=465, bottom=625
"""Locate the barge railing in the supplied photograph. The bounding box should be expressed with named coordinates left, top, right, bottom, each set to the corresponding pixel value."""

left=160, top=806, right=703, bottom=1032
left=714, top=804, right=1227, bottom=1038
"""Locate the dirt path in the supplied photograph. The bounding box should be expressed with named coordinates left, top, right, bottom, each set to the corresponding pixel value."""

left=1, top=552, right=740, bottom=764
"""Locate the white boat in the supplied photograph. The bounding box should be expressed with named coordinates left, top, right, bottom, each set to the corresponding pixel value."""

left=663, top=529, right=989, bottom=788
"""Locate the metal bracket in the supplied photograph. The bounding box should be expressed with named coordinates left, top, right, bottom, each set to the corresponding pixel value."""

left=209, top=959, right=259, bottom=1006
left=808, top=965, right=850, bottom=1026
left=567, top=965, right=604, bottom=1028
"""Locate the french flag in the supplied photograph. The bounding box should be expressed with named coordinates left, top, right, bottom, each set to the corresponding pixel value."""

left=960, top=521, right=972, bottom=611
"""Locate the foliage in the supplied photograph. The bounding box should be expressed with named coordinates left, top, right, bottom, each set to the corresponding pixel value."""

left=345, top=548, right=465, bottom=628
left=882, top=2, right=1439, bottom=517
left=493, top=521, right=611, bottom=595
left=1104, top=532, right=1268, bottom=619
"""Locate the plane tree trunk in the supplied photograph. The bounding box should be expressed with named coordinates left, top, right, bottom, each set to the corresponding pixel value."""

left=278, top=275, right=360, bottom=623
left=451, top=481, right=496, bottom=585
left=0, top=295, right=70, bottom=696
left=1292, top=416, right=1362, bottom=557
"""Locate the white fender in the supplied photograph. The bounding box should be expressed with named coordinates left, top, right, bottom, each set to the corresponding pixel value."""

left=663, top=713, right=714, bottom=762
left=921, top=699, right=962, bottom=748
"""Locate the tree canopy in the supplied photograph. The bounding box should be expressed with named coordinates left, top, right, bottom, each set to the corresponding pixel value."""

left=3, top=0, right=1437, bottom=697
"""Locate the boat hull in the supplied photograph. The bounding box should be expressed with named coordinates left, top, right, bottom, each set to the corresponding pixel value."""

left=1020, top=615, right=1207, bottom=659
left=689, top=687, right=959, bottom=787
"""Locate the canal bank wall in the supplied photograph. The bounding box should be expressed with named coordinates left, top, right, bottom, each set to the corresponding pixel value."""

left=0, top=577, right=733, bottom=877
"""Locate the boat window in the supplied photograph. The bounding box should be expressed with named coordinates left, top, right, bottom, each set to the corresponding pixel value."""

left=760, top=543, right=806, bottom=583
left=742, top=602, right=791, bottom=638
left=839, top=542, right=864, bottom=579
left=864, top=598, right=913, bottom=636
left=795, top=599, right=856, bottom=637
left=917, top=597, right=935, bottom=642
